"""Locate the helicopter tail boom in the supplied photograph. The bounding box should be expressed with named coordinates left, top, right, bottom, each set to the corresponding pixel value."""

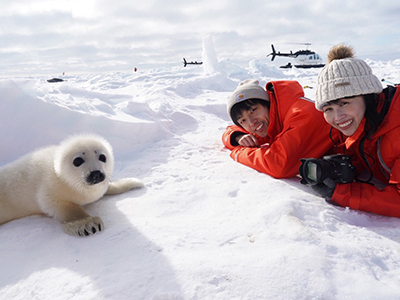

left=267, top=44, right=296, bottom=60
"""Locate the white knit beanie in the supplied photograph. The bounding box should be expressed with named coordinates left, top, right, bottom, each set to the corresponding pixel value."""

left=315, top=45, right=383, bottom=111
left=227, top=79, right=270, bottom=120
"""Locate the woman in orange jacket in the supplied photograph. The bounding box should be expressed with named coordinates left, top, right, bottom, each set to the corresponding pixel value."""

left=301, top=44, right=400, bottom=218
left=222, top=79, right=338, bottom=178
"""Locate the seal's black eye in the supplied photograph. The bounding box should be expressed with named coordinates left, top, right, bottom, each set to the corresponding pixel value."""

left=73, top=157, right=85, bottom=167
left=99, top=154, right=106, bottom=163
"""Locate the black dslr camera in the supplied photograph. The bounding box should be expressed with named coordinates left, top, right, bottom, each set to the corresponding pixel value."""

left=299, top=154, right=356, bottom=186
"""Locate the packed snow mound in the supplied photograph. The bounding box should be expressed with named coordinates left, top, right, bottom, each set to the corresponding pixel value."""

left=1, top=59, right=400, bottom=299
left=249, top=59, right=286, bottom=78
left=0, top=79, right=171, bottom=164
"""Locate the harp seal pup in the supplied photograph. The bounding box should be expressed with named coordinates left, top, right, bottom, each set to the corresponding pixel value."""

left=0, top=134, right=144, bottom=236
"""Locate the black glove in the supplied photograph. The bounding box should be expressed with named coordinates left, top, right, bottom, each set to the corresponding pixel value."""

left=311, top=178, right=336, bottom=199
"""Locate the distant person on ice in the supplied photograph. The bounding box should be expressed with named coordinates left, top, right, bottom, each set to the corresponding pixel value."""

left=300, top=44, right=400, bottom=218
left=222, top=79, right=339, bottom=178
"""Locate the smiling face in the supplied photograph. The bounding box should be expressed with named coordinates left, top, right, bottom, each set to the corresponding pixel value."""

left=322, top=96, right=366, bottom=136
left=236, top=102, right=270, bottom=138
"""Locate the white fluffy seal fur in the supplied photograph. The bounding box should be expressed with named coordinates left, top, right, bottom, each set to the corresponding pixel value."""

left=0, top=134, right=144, bottom=236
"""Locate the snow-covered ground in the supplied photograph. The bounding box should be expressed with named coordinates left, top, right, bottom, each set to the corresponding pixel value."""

left=1, top=43, right=400, bottom=299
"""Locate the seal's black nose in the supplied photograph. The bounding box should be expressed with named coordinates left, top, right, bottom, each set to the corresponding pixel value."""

left=87, top=170, right=105, bottom=184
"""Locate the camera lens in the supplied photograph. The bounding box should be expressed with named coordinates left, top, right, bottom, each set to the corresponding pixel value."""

left=307, top=162, right=318, bottom=182
left=299, top=158, right=322, bottom=185
left=299, top=155, right=356, bottom=186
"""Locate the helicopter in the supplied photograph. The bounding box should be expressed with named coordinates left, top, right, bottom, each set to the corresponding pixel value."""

left=182, top=58, right=203, bottom=67
left=267, top=44, right=325, bottom=69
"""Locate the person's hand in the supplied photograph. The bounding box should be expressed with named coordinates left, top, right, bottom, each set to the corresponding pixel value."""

left=311, top=178, right=336, bottom=199
left=237, top=134, right=260, bottom=147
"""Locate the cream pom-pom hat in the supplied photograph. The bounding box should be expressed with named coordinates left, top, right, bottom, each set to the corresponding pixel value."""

left=315, top=44, right=383, bottom=111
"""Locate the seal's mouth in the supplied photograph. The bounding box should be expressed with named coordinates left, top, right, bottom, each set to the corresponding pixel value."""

left=86, top=170, right=105, bottom=185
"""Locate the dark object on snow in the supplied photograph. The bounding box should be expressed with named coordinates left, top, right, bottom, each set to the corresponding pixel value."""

left=280, top=62, right=293, bottom=69
left=182, top=58, right=203, bottom=67
left=47, top=78, right=65, bottom=83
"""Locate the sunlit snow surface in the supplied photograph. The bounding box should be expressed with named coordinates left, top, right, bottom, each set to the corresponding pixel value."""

left=1, top=54, right=400, bottom=299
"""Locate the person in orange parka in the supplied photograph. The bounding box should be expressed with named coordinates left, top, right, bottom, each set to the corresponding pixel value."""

left=304, top=44, right=400, bottom=218
left=222, top=79, right=339, bottom=178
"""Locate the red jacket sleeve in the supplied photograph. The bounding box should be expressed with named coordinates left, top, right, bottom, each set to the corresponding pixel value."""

left=332, top=156, right=400, bottom=218
left=227, top=103, right=334, bottom=178
left=333, top=182, right=400, bottom=218
left=222, top=125, right=249, bottom=150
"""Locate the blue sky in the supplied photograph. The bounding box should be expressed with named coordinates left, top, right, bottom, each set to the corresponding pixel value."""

left=1, top=0, right=400, bottom=76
